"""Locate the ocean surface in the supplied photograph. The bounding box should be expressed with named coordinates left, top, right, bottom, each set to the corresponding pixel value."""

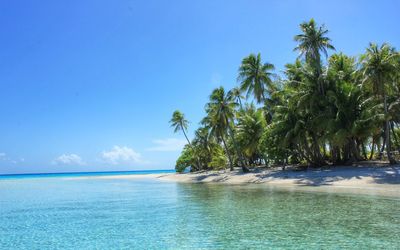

left=1, top=171, right=399, bottom=249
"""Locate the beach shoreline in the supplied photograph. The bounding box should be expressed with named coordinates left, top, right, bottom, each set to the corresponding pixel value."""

left=89, top=165, right=400, bottom=197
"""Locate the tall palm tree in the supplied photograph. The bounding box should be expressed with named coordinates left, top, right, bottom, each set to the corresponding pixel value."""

left=205, top=87, right=249, bottom=172
left=361, top=43, right=398, bottom=164
left=237, top=53, right=275, bottom=104
left=294, top=18, right=335, bottom=95
left=294, top=18, right=335, bottom=67
left=170, top=110, right=201, bottom=170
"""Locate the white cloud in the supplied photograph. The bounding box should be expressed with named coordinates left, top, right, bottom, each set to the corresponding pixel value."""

left=52, top=154, right=86, bottom=166
left=101, top=146, right=144, bottom=165
left=147, top=138, right=187, bottom=152
left=0, top=153, right=22, bottom=164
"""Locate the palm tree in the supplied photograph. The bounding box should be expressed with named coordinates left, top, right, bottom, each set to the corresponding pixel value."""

left=204, top=87, right=249, bottom=172
left=272, top=86, right=323, bottom=166
left=326, top=53, right=380, bottom=163
left=361, top=43, right=398, bottom=164
left=170, top=20, right=400, bottom=171
left=294, top=18, right=335, bottom=95
left=228, top=87, right=245, bottom=110
left=284, top=59, right=304, bottom=88
left=289, top=64, right=328, bottom=165
left=170, top=110, right=201, bottom=170
left=236, top=104, right=266, bottom=165
left=237, top=53, right=275, bottom=104
left=193, top=127, right=212, bottom=153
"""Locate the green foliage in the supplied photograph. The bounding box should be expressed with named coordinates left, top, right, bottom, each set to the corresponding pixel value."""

left=208, top=146, right=227, bottom=170
left=294, top=18, right=335, bottom=69
left=175, top=127, right=230, bottom=172
left=175, top=146, right=193, bottom=173
left=170, top=110, right=188, bottom=133
left=202, top=86, right=245, bottom=170
left=238, top=53, right=275, bottom=103
left=171, top=19, right=400, bottom=171
left=259, top=126, right=290, bottom=165
left=236, top=104, right=266, bottom=164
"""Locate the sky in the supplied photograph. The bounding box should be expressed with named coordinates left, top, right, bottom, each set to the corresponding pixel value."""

left=0, top=0, right=399, bottom=174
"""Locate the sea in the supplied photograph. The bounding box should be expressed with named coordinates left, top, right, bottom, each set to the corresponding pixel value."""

left=1, top=170, right=399, bottom=249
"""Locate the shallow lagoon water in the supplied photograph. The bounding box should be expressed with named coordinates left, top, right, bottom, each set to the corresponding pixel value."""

left=1, top=174, right=399, bottom=249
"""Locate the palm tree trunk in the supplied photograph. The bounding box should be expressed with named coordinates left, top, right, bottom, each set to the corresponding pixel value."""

left=314, top=53, right=324, bottom=95
left=369, top=137, right=375, bottom=160
left=378, top=131, right=386, bottom=160
left=360, top=140, right=368, bottom=160
left=343, top=144, right=352, bottom=164
left=226, top=118, right=249, bottom=173
left=181, top=129, right=191, bottom=148
left=383, top=93, right=396, bottom=164
left=334, top=144, right=342, bottom=164
left=350, top=138, right=362, bottom=161
left=311, top=133, right=324, bottom=166
left=220, top=134, right=233, bottom=171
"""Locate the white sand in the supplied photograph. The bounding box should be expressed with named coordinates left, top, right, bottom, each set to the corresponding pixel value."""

left=159, top=165, right=400, bottom=197
left=81, top=165, right=400, bottom=197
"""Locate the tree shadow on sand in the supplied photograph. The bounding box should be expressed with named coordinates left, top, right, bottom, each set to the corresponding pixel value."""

left=252, top=165, right=400, bottom=186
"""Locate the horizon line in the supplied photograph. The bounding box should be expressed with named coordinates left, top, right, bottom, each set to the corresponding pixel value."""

left=0, top=169, right=174, bottom=177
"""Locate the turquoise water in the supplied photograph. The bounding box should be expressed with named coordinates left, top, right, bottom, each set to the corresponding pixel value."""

left=1, top=173, right=399, bottom=249
left=0, top=169, right=175, bottom=180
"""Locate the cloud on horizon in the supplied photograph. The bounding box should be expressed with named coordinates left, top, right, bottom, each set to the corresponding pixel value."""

left=146, top=138, right=186, bottom=152
left=52, top=154, right=86, bottom=166
left=0, top=153, right=23, bottom=164
left=101, top=146, right=146, bottom=165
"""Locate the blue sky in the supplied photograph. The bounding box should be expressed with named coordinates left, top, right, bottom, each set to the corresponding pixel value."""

left=1, top=0, right=399, bottom=174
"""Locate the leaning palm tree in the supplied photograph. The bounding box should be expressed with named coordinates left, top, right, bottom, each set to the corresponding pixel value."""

left=237, top=53, right=275, bottom=104
left=361, top=43, right=398, bottom=164
left=170, top=110, right=201, bottom=170
left=294, top=18, right=335, bottom=95
left=170, top=111, right=191, bottom=145
left=205, top=87, right=249, bottom=172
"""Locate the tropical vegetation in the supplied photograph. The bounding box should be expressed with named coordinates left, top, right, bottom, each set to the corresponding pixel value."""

left=170, top=19, right=400, bottom=173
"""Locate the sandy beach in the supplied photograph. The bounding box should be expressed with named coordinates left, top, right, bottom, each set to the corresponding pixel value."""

left=87, top=164, right=400, bottom=197
left=159, top=165, right=400, bottom=197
